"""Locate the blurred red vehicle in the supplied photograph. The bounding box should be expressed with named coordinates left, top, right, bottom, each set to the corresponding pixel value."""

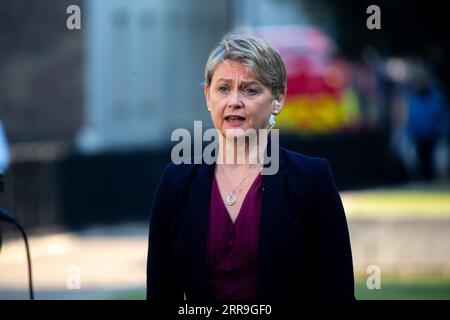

left=251, top=26, right=375, bottom=135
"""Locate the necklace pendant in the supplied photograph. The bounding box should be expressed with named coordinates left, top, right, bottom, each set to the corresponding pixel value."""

left=226, top=192, right=236, bottom=206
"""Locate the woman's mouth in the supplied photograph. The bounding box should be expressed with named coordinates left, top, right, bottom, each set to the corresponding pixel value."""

left=224, top=115, right=246, bottom=126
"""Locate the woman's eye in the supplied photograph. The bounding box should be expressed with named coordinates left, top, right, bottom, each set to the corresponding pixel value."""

left=244, top=87, right=258, bottom=95
left=218, top=86, right=229, bottom=93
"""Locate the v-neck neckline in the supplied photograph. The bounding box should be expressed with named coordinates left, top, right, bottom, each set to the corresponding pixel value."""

left=213, top=173, right=261, bottom=226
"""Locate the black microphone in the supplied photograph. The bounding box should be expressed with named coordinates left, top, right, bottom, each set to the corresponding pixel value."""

left=0, top=172, right=4, bottom=193
left=0, top=206, right=16, bottom=223
left=0, top=174, right=34, bottom=300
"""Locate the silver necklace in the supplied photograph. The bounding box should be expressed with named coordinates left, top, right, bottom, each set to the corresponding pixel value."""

left=218, top=164, right=261, bottom=206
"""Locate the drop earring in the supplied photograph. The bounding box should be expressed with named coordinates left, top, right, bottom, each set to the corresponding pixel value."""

left=269, top=114, right=276, bottom=126
left=268, top=114, right=276, bottom=131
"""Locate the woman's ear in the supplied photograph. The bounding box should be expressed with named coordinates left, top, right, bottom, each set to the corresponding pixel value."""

left=273, top=93, right=286, bottom=114
left=204, top=84, right=211, bottom=111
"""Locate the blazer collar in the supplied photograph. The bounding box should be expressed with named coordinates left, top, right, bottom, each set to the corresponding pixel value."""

left=195, top=133, right=286, bottom=175
left=185, top=164, right=214, bottom=299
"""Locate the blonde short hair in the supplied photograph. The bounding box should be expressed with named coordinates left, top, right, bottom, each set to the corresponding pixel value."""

left=204, top=33, right=287, bottom=97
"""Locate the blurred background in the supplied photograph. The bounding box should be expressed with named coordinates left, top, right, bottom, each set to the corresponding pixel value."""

left=0, top=0, right=449, bottom=299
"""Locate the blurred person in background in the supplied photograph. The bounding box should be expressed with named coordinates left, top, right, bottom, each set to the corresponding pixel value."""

left=146, top=34, right=354, bottom=301
left=405, top=61, right=449, bottom=182
left=0, top=119, right=10, bottom=176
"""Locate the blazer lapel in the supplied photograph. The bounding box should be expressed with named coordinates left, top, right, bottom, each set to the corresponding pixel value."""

left=257, top=137, right=286, bottom=299
left=186, top=162, right=214, bottom=299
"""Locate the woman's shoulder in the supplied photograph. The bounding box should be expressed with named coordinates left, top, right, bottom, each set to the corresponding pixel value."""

left=159, top=156, right=210, bottom=185
left=160, top=161, right=198, bottom=181
left=279, top=147, right=336, bottom=188
left=280, top=147, right=331, bottom=173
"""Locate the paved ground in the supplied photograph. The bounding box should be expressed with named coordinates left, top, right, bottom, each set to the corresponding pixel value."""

left=0, top=223, right=148, bottom=300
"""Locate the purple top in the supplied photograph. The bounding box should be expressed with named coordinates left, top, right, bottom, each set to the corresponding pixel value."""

left=206, top=173, right=263, bottom=300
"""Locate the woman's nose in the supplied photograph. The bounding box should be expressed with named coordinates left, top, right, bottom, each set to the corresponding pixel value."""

left=227, top=89, right=244, bottom=109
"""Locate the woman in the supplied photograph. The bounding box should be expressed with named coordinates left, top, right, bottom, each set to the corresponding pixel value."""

left=147, top=33, right=354, bottom=300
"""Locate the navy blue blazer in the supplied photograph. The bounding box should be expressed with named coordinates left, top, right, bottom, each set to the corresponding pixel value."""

left=146, top=142, right=355, bottom=301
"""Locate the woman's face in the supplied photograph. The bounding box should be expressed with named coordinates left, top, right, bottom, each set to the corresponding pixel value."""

left=204, top=60, right=283, bottom=138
